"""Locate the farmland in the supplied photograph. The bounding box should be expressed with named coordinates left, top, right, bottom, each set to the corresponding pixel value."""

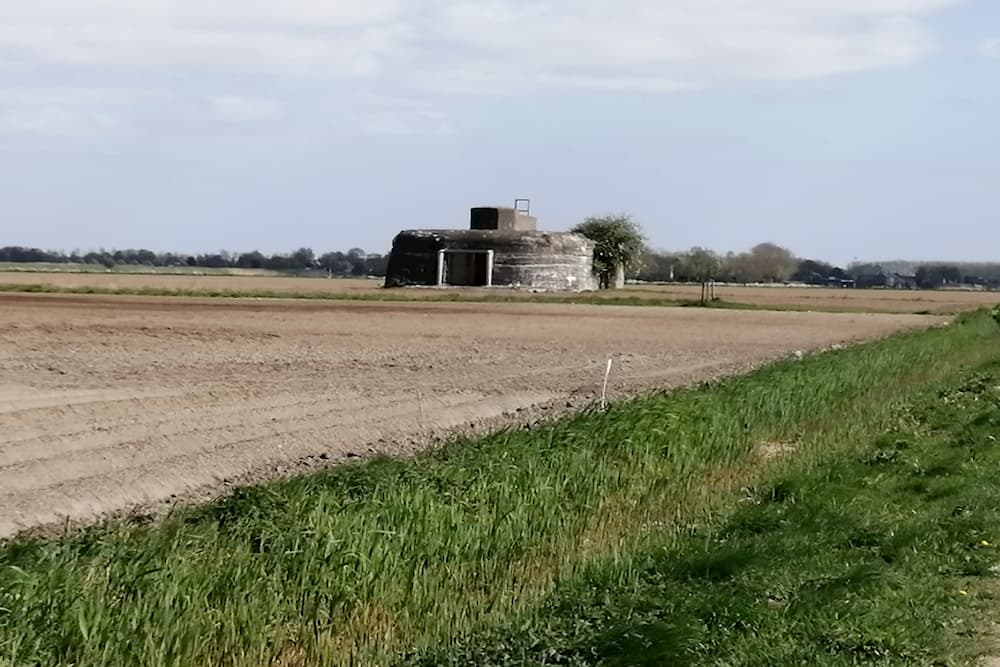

left=0, top=293, right=937, bottom=538
left=1, top=270, right=999, bottom=312
left=1, top=296, right=999, bottom=665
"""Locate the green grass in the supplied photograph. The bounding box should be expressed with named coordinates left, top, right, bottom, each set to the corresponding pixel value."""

left=0, top=281, right=980, bottom=315
left=414, top=351, right=1000, bottom=665
left=0, top=282, right=933, bottom=313
left=1, top=313, right=998, bottom=666
left=0, top=281, right=721, bottom=309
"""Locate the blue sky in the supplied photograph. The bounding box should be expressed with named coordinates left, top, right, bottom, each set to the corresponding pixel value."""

left=0, top=0, right=997, bottom=266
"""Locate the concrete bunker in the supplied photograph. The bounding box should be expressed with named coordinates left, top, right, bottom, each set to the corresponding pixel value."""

left=384, top=202, right=598, bottom=292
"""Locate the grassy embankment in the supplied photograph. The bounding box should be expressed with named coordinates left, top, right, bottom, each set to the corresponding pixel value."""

left=419, top=314, right=1000, bottom=665
left=2, top=311, right=1000, bottom=666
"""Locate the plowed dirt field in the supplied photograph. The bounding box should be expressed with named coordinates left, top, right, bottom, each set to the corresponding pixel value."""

left=0, top=293, right=941, bottom=538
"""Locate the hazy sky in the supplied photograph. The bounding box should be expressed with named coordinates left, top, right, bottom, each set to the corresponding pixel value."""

left=1, top=0, right=997, bottom=265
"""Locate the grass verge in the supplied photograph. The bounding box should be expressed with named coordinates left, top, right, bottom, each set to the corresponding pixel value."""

left=0, top=281, right=751, bottom=310
left=413, top=340, right=1000, bottom=665
left=1, top=313, right=998, bottom=666
left=0, top=282, right=981, bottom=315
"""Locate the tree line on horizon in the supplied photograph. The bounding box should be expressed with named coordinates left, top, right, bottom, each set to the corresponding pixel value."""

left=1, top=240, right=997, bottom=290
left=0, top=246, right=388, bottom=277
left=568, top=214, right=1000, bottom=290
left=635, top=246, right=1000, bottom=289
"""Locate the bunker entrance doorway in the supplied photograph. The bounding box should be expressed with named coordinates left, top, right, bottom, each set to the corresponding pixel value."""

left=437, top=249, right=494, bottom=287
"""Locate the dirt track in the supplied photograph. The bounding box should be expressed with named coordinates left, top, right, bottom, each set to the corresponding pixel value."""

left=0, top=294, right=941, bottom=538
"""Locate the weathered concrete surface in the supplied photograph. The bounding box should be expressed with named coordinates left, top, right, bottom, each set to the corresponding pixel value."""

left=384, top=230, right=598, bottom=291
left=470, top=207, right=538, bottom=232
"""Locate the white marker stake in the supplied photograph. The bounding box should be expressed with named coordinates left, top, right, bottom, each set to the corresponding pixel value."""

left=601, top=358, right=613, bottom=410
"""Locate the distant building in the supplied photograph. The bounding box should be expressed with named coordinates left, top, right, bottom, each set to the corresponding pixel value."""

left=885, top=273, right=918, bottom=290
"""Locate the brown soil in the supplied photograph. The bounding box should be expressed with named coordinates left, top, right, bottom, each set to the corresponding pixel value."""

left=0, top=293, right=941, bottom=538
left=2, top=271, right=997, bottom=313
left=0, top=271, right=390, bottom=295
left=626, top=284, right=998, bottom=313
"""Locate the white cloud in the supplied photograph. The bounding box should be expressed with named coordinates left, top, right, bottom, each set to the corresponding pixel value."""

left=418, top=2, right=954, bottom=94
left=0, top=0, right=961, bottom=135
left=0, top=1, right=405, bottom=78
left=0, top=1, right=960, bottom=87
left=981, top=38, right=1000, bottom=58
